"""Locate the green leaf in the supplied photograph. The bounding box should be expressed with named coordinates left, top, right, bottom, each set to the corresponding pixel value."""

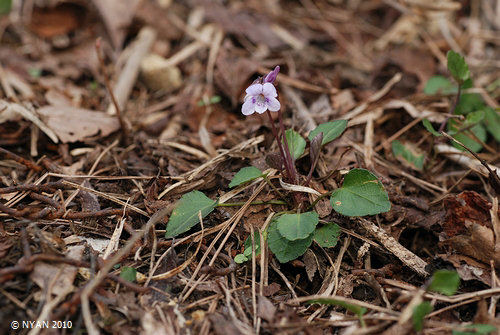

left=197, top=95, right=221, bottom=106
left=243, top=231, right=263, bottom=258
left=268, top=220, right=313, bottom=263
left=165, top=191, right=217, bottom=238
left=234, top=254, right=248, bottom=264
left=307, top=298, right=367, bottom=317
left=391, top=140, right=425, bottom=171
left=422, top=119, right=442, bottom=137
left=229, top=167, right=263, bottom=188
left=284, top=129, right=306, bottom=160
left=412, top=302, right=433, bottom=332
left=313, top=223, right=340, bottom=248
left=0, top=0, right=11, bottom=14
left=308, top=120, right=348, bottom=146
left=277, top=211, right=319, bottom=241
left=452, top=324, right=497, bottom=335
left=428, top=270, right=460, bottom=296
left=448, top=118, right=486, bottom=153
left=424, top=76, right=457, bottom=95
left=447, top=50, right=470, bottom=85
left=331, top=169, right=391, bottom=216
left=120, top=266, right=137, bottom=282
left=455, top=93, right=485, bottom=115
left=464, top=110, right=485, bottom=125
left=484, top=107, right=500, bottom=143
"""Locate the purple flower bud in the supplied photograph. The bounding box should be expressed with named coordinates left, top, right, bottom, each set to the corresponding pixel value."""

left=263, top=65, right=280, bottom=84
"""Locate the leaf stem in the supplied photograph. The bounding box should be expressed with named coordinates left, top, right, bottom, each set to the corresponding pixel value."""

left=263, top=176, right=291, bottom=206
left=438, top=84, right=462, bottom=133
left=217, top=200, right=287, bottom=207
left=306, top=190, right=334, bottom=212
left=278, top=109, right=298, bottom=184
left=266, top=110, right=293, bottom=181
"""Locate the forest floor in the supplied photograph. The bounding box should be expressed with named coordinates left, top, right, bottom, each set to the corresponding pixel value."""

left=0, top=0, right=500, bottom=334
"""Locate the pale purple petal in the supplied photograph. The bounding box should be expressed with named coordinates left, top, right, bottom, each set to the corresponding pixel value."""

left=262, top=83, right=277, bottom=97
left=245, top=84, right=262, bottom=96
left=266, top=96, right=281, bottom=111
left=254, top=100, right=268, bottom=114
left=242, top=99, right=256, bottom=115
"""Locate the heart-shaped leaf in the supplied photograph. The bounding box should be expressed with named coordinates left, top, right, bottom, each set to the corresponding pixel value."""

left=313, top=223, right=340, bottom=248
left=424, top=76, right=457, bottom=95
left=277, top=211, right=319, bottom=241
left=330, top=169, right=390, bottom=216
left=268, top=220, right=313, bottom=263
left=166, top=191, right=217, bottom=237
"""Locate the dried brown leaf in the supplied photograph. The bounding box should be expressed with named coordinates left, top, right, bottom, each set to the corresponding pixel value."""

left=37, top=105, right=120, bottom=143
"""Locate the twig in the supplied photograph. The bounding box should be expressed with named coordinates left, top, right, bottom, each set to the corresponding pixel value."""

left=0, top=146, right=42, bottom=172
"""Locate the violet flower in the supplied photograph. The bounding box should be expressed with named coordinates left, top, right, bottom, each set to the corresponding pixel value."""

left=241, top=82, right=281, bottom=116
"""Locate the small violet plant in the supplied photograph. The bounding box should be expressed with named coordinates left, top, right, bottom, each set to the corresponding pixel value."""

left=164, top=65, right=391, bottom=265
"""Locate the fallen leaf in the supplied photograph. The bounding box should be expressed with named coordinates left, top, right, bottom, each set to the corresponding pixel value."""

left=30, top=245, right=84, bottom=297
left=258, top=296, right=276, bottom=322
left=91, top=0, right=141, bottom=49
left=440, top=191, right=500, bottom=267
left=37, top=105, right=120, bottom=143
left=303, top=249, right=318, bottom=281
left=28, top=3, right=85, bottom=39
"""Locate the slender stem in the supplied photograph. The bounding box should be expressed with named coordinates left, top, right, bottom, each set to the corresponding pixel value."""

left=263, top=176, right=291, bottom=206
left=216, top=200, right=287, bottom=207
left=306, top=190, right=334, bottom=212
left=438, top=85, right=462, bottom=133
left=278, top=109, right=297, bottom=184
left=305, top=164, right=315, bottom=187
left=266, top=110, right=292, bottom=179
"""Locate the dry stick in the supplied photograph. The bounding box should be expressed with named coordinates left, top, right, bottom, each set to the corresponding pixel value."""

left=0, top=146, right=42, bottom=172
left=250, top=224, right=257, bottom=329
left=80, top=206, right=170, bottom=335
left=95, top=38, right=128, bottom=142
left=180, top=181, right=267, bottom=302
left=440, top=132, right=500, bottom=186
left=358, top=218, right=430, bottom=277
left=63, top=139, right=119, bottom=208
left=374, top=117, right=424, bottom=152
left=307, top=236, right=351, bottom=322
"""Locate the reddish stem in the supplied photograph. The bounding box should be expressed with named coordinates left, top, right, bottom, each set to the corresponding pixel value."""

left=278, top=109, right=297, bottom=184
left=266, top=110, right=292, bottom=179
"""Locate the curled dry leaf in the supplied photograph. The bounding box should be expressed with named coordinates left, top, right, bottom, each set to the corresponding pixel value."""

left=441, top=191, right=500, bottom=267
left=37, top=105, right=120, bottom=143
